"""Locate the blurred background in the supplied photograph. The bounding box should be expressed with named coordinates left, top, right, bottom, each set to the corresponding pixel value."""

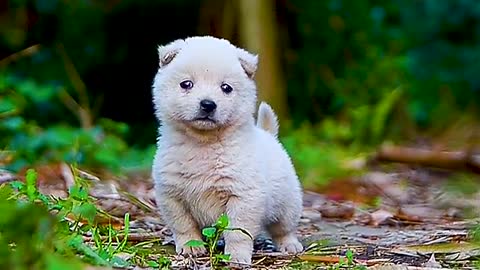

left=1, top=0, right=479, bottom=189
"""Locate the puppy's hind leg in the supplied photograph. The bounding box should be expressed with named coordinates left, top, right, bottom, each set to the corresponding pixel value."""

left=267, top=202, right=303, bottom=253
left=268, top=223, right=303, bottom=253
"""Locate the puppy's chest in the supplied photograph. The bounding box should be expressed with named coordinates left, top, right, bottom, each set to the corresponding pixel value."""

left=162, top=144, right=240, bottom=198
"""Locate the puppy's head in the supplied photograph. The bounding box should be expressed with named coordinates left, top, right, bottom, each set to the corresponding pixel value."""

left=152, top=36, right=258, bottom=131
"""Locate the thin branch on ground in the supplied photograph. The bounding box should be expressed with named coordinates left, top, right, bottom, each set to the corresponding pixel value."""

left=375, top=145, right=480, bottom=173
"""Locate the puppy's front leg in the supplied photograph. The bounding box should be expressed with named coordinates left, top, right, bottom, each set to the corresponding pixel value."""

left=224, top=196, right=263, bottom=265
left=157, top=194, right=206, bottom=256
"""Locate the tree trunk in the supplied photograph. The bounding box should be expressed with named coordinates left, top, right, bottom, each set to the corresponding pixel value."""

left=237, top=0, right=288, bottom=120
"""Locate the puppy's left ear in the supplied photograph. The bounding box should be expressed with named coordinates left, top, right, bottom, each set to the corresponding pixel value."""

left=158, top=39, right=185, bottom=68
left=237, top=48, right=258, bottom=79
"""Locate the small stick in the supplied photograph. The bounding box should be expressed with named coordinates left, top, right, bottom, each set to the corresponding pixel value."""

left=375, top=145, right=480, bottom=173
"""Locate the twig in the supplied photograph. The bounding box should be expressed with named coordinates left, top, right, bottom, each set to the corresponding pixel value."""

left=0, top=44, right=40, bottom=68
left=60, top=163, right=75, bottom=189
left=58, top=87, right=91, bottom=129
left=56, top=43, right=93, bottom=129
left=83, top=231, right=165, bottom=243
left=0, top=109, right=19, bottom=119
left=118, top=190, right=157, bottom=213
left=252, top=256, right=268, bottom=266
left=73, top=167, right=100, bottom=182
left=375, top=145, right=480, bottom=174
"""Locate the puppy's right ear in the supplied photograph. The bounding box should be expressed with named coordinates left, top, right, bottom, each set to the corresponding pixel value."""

left=158, top=39, right=185, bottom=68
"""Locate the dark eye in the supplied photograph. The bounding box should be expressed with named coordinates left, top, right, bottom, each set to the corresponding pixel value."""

left=221, top=83, right=233, bottom=94
left=179, top=80, right=194, bottom=90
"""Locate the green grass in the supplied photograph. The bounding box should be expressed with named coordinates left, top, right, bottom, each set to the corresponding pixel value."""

left=0, top=167, right=172, bottom=269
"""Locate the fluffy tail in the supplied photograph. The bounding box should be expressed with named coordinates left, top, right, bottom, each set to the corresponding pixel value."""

left=256, top=102, right=279, bottom=137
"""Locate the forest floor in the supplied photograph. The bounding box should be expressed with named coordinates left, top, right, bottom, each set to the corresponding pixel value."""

left=3, top=148, right=480, bottom=270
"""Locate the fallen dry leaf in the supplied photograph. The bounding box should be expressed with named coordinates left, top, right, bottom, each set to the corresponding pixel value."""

left=396, top=206, right=445, bottom=222
left=393, top=242, right=480, bottom=256
left=298, top=254, right=342, bottom=264
left=369, top=265, right=452, bottom=270
left=315, top=201, right=355, bottom=219
left=370, top=209, right=394, bottom=226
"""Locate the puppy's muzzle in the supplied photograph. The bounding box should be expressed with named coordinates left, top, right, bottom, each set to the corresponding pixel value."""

left=200, top=99, right=217, bottom=114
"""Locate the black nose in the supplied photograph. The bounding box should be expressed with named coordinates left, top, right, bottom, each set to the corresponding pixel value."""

left=200, top=99, right=217, bottom=113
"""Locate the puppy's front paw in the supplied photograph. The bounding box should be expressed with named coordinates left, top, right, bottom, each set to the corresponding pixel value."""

left=228, top=251, right=252, bottom=267
left=225, top=243, right=253, bottom=266
left=276, top=235, right=303, bottom=254
left=176, top=243, right=207, bottom=256
left=175, top=234, right=207, bottom=256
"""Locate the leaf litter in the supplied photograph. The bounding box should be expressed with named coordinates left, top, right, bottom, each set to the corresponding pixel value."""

left=2, top=157, right=480, bottom=269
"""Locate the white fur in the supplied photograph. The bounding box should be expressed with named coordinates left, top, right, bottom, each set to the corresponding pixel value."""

left=257, top=102, right=279, bottom=137
left=151, top=36, right=303, bottom=265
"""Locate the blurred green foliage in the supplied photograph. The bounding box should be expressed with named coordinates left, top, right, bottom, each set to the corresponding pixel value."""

left=286, top=0, right=479, bottom=130
left=1, top=168, right=173, bottom=269
left=0, top=73, right=155, bottom=172
left=0, top=169, right=92, bottom=270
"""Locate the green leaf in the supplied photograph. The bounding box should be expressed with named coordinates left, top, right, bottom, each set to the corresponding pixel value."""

left=110, top=256, right=130, bottom=268
left=56, top=220, right=71, bottom=235
left=215, top=253, right=231, bottom=262
left=38, top=193, right=51, bottom=205
left=68, top=235, right=110, bottom=266
left=9, top=181, right=25, bottom=191
left=116, top=212, right=130, bottom=252
left=96, top=249, right=110, bottom=260
left=72, top=203, right=97, bottom=224
left=216, top=213, right=229, bottom=228
left=185, top=239, right=206, bottom=247
left=345, top=249, right=354, bottom=264
left=123, top=212, right=130, bottom=235
left=69, top=185, right=89, bottom=201
left=202, top=227, right=216, bottom=238
left=25, top=168, right=37, bottom=186
left=147, top=260, right=160, bottom=268
left=158, top=256, right=172, bottom=268
left=25, top=168, right=38, bottom=201
left=0, top=184, right=13, bottom=200
left=67, top=234, right=84, bottom=247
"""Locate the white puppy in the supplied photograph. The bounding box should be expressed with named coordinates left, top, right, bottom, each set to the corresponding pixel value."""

left=151, top=36, right=303, bottom=265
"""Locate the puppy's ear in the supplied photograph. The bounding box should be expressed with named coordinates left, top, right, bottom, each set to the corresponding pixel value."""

left=157, top=39, right=185, bottom=68
left=237, top=48, right=258, bottom=79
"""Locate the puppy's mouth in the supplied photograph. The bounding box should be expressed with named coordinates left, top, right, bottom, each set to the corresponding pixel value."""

left=193, top=116, right=217, bottom=123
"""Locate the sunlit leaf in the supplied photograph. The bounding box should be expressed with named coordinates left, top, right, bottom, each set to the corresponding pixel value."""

left=9, top=181, right=24, bottom=191
left=25, top=168, right=38, bottom=201
left=216, top=213, right=229, bottom=228
left=147, top=260, right=160, bottom=268
left=202, top=227, right=216, bottom=238
left=69, top=186, right=88, bottom=201
left=72, top=203, right=97, bottom=224
left=185, top=239, right=206, bottom=247
left=215, top=253, right=231, bottom=262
